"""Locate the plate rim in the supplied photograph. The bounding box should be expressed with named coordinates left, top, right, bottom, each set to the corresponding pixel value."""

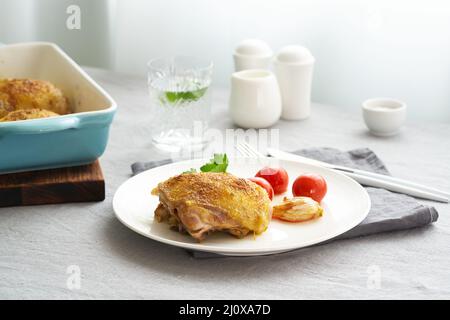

left=113, top=157, right=371, bottom=255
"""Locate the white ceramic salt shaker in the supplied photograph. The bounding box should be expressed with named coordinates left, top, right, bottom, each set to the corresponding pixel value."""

left=274, top=45, right=315, bottom=120
left=233, top=39, right=273, bottom=72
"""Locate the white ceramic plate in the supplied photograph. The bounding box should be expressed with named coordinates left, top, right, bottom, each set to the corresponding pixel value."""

left=113, top=158, right=371, bottom=256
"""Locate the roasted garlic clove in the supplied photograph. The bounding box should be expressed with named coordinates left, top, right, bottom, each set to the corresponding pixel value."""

left=273, top=196, right=323, bottom=222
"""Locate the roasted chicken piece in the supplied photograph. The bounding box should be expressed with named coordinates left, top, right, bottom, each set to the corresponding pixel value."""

left=0, top=108, right=59, bottom=122
left=0, top=78, right=70, bottom=118
left=152, top=172, right=272, bottom=241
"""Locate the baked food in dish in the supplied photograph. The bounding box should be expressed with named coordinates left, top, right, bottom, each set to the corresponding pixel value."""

left=0, top=78, right=70, bottom=119
left=152, top=172, right=272, bottom=241
left=0, top=108, right=59, bottom=122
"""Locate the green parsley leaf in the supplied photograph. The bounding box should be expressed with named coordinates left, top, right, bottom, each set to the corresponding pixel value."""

left=182, top=154, right=229, bottom=174
left=200, top=153, right=228, bottom=173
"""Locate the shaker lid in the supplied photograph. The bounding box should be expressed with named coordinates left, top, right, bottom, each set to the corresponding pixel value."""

left=234, top=39, right=273, bottom=57
left=275, top=45, right=314, bottom=64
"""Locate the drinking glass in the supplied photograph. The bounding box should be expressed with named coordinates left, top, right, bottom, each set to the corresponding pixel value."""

left=148, top=56, right=213, bottom=152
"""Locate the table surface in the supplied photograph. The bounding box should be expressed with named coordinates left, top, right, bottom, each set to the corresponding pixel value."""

left=1, top=67, right=449, bottom=299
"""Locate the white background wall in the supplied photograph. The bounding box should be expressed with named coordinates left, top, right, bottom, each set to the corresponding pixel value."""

left=0, top=0, right=115, bottom=68
left=1, top=0, right=450, bottom=122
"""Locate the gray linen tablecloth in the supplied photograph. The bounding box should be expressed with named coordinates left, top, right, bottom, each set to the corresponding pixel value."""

left=1, top=68, right=449, bottom=299
left=132, top=147, right=438, bottom=258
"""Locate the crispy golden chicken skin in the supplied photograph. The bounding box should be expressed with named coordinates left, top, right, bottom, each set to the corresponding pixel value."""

left=0, top=79, right=70, bottom=118
left=152, top=172, right=272, bottom=241
left=0, top=108, right=59, bottom=122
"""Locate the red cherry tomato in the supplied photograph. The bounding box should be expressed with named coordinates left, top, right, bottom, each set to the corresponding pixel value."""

left=292, top=174, right=327, bottom=202
left=248, top=177, right=274, bottom=200
left=255, top=166, right=289, bottom=195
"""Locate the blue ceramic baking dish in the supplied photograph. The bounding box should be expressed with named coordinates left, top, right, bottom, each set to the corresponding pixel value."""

left=0, top=42, right=117, bottom=173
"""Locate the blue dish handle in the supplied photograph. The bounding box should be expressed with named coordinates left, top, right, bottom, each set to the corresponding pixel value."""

left=0, top=117, right=81, bottom=136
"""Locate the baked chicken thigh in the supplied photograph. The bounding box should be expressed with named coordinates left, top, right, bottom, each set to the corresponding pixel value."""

left=0, top=78, right=70, bottom=118
left=0, top=108, right=59, bottom=122
left=151, top=172, right=272, bottom=241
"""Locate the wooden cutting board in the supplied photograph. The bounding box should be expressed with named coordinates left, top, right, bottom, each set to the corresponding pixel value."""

left=0, top=161, right=105, bottom=207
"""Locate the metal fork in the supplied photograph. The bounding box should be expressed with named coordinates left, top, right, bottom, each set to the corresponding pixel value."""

left=235, top=141, right=449, bottom=202
left=235, top=141, right=265, bottom=158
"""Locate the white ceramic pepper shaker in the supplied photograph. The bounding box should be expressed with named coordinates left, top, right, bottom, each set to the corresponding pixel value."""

left=274, top=45, right=315, bottom=120
left=233, top=39, right=273, bottom=72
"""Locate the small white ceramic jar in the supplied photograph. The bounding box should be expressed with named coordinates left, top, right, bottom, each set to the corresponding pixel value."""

left=274, top=45, right=315, bottom=120
left=229, top=69, right=282, bottom=128
left=362, top=98, right=407, bottom=136
left=233, top=39, right=273, bottom=72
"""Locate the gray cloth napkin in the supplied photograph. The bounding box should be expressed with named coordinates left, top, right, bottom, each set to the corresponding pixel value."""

left=131, top=147, right=439, bottom=258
